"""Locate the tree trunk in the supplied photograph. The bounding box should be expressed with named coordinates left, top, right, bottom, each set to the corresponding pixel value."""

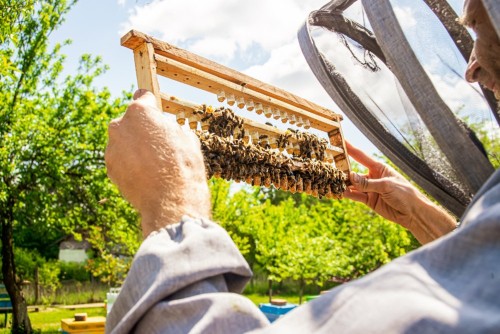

left=1, top=205, right=32, bottom=333
left=268, top=279, right=273, bottom=303
left=34, top=267, right=40, bottom=305
left=299, top=279, right=304, bottom=305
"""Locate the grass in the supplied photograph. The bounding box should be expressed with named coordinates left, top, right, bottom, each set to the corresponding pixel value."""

left=0, top=307, right=106, bottom=334
left=22, top=281, right=109, bottom=306
left=244, top=293, right=305, bottom=305
left=0, top=293, right=313, bottom=333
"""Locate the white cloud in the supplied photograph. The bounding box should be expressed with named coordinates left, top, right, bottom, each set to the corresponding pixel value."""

left=117, top=0, right=126, bottom=6
left=123, top=0, right=485, bottom=155
left=244, top=42, right=315, bottom=96
left=120, top=0, right=326, bottom=63
left=188, top=37, right=238, bottom=62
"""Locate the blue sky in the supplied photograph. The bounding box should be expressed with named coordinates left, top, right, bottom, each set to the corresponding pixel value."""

left=49, top=0, right=495, bottom=158
left=50, top=0, right=136, bottom=97
left=49, top=0, right=380, bottom=154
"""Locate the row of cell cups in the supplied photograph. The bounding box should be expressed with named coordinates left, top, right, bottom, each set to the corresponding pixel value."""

left=217, top=90, right=312, bottom=128
left=176, top=111, right=334, bottom=163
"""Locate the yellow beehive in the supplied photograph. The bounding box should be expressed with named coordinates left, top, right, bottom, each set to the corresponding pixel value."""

left=61, top=316, right=105, bottom=334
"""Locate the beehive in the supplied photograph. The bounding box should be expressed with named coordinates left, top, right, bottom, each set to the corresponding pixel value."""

left=121, top=30, right=350, bottom=198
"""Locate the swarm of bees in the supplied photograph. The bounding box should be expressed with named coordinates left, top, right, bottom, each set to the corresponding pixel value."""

left=183, top=105, right=347, bottom=198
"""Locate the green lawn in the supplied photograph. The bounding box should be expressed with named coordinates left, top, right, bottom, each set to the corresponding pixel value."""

left=0, top=307, right=106, bottom=334
left=245, top=293, right=305, bottom=305
left=0, top=294, right=313, bottom=333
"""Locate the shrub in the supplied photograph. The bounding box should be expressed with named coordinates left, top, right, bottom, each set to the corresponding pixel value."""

left=58, top=261, right=90, bottom=282
left=13, top=248, right=45, bottom=282
left=39, top=260, right=61, bottom=294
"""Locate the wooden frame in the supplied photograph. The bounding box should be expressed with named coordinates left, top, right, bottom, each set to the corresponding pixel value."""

left=121, top=29, right=350, bottom=181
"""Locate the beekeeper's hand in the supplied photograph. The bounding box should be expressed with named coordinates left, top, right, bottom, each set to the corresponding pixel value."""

left=344, top=142, right=457, bottom=244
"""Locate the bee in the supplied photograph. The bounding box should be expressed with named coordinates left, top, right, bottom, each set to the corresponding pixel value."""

left=288, top=174, right=297, bottom=193
left=264, top=174, right=272, bottom=188
left=253, top=175, right=262, bottom=186
left=213, top=170, right=222, bottom=179
left=312, top=183, right=319, bottom=198
left=243, top=132, right=250, bottom=144
left=258, top=134, right=269, bottom=148
left=304, top=178, right=312, bottom=195
left=280, top=174, right=289, bottom=191
left=296, top=176, right=303, bottom=193
left=324, top=186, right=333, bottom=199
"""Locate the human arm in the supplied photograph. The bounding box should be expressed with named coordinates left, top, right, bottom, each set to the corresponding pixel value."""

left=104, top=91, right=269, bottom=333
left=105, top=89, right=211, bottom=237
left=343, top=142, right=457, bottom=244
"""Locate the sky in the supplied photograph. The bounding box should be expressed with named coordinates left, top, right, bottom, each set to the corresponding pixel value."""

left=49, top=0, right=494, bottom=158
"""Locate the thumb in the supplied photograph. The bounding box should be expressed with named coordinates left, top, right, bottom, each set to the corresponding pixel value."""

left=350, top=172, right=388, bottom=193
left=133, top=89, right=158, bottom=107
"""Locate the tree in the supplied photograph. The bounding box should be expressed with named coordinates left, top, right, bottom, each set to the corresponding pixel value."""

left=208, top=175, right=419, bottom=301
left=0, top=1, right=139, bottom=332
left=210, top=178, right=262, bottom=272
left=282, top=232, right=336, bottom=304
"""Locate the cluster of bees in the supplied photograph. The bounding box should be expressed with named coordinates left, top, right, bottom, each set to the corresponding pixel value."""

left=179, top=105, right=347, bottom=198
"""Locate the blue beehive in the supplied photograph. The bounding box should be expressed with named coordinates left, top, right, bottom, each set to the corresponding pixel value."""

left=259, top=303, right=297, bottom=322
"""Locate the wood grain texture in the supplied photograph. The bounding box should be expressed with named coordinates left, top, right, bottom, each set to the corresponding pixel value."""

left=328, top=127, right=350, bottom=174
left=122, top=30, right=341, bottom=122
left=133, top=42, right=161, bottom=108
left=154, top=54, right=340, bottom=133
left=123, top=30, right=350, bottom=176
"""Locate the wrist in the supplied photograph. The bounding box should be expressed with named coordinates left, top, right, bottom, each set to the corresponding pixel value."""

left=410, top=195, right=457, bottom=244
left=140, top=184, right=211, bottom=238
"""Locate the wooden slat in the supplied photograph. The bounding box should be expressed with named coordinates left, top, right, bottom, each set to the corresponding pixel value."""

left=155, top=54, right=340, bottom=133
left=121, top=29, right=342, bottom=121
left=160, top=93, right=345, bottom=160
left=122, top=30, right=351, bottom=176
left=133, top=42, right=161, bottom=109
left=328, top=127, right=350, bottom=175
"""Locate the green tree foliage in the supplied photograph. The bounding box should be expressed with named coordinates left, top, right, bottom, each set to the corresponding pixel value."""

left=38, top=261, right=61, bottom=298
left=465, top=116, right=500, bottom=169
left=209, top=178, right=418, bottom=303
left=0, top=1, right=139, bottom=331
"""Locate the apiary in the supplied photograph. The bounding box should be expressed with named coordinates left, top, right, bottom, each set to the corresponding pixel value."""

left=121, top=30, right=350, bottom=198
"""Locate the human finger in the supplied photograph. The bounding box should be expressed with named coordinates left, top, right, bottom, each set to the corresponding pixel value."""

left=133, top=89, right=151, bottom=100
left=343, top=188, right=368, bottom=204
left=350, top=171, right=392, bottom=193
left=132, top=89, right=159, bottom=109
left=345, top=141, right=383, bottom=170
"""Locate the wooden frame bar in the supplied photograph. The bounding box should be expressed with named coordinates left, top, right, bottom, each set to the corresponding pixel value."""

left=121, top=29, right=350, bottom=175
left=133, top=42, right=162, bottom=108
